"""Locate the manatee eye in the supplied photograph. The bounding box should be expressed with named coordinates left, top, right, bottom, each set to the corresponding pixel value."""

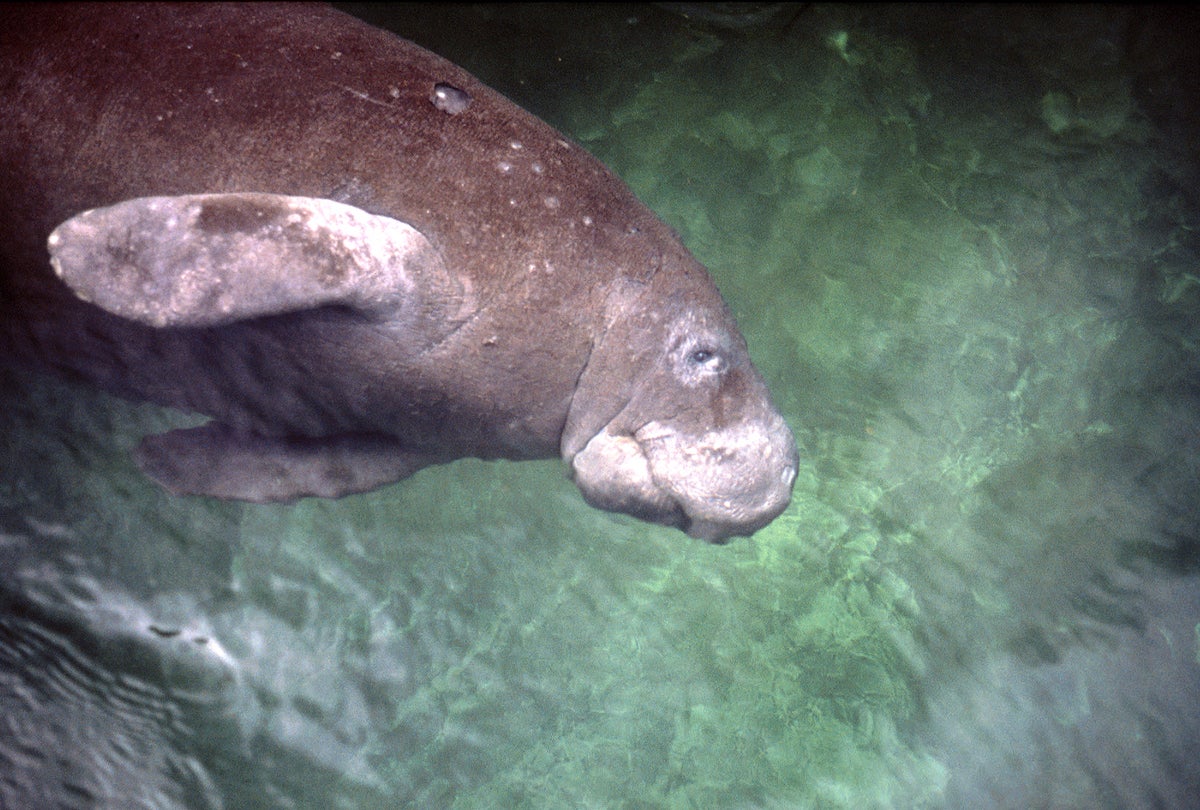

left=688, top=347, right=725, bottom=373
left=673, top=329, right=732, bottom=386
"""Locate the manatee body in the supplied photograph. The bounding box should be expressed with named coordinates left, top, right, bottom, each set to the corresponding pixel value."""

left=0, top=3, right=797, bottom=541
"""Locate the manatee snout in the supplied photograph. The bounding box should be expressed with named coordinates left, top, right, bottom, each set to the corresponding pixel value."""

left=571, top=410, right=798, bottom=542
left=641, top=414, right=798, bottom=542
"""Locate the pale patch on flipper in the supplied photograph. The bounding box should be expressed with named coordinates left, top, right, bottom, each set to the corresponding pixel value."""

left=134, top=423, right=438, bottom=502
left=47, top=193, right=474, bottom=341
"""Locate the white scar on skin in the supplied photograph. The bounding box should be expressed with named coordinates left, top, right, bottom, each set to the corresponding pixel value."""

left=330, top=82, right=399, bottom=110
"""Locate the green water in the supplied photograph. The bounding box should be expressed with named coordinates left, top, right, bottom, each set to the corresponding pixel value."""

left=3, top=4, right=1198, bottom=808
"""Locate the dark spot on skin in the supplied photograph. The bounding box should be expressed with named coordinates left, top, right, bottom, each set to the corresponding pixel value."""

left=431, top=82, right=471, bottom=114
left=305, top=236, right=354, bottom=286
left=724, top=366, right=749, bottom=399
left=196, top=196, right=350, bottom=286
left=712, top=366, right=751, bottom=427
left=196, top=196, right=291, bottom=234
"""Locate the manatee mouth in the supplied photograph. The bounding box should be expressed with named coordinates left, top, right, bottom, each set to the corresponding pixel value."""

left=569, top=423, right=797, bottom=542
left=569, top=429, right=688, bottom=530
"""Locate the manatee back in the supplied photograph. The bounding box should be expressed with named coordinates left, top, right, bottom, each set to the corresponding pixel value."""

left=0, top=3, right=675, bottom=454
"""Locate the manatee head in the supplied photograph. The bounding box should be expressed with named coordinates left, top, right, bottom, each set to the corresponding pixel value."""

left=563, top=253, right=798, bottom=543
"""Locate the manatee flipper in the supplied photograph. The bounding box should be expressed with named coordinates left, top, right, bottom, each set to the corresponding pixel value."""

left=47, top=193, right=474, bottom=339
left=134, top=423, right=436, bottom=502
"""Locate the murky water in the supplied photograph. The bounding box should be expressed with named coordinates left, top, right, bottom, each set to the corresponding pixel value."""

left=3, top=4, right=1198, bottom=808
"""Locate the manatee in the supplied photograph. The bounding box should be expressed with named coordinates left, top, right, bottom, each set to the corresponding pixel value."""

left=0, top=3, right=797, bottom=541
